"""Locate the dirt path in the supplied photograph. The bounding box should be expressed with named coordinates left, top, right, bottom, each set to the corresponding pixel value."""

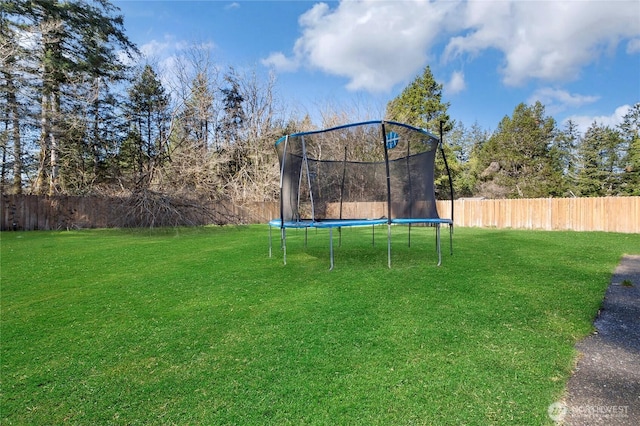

left=555, top=255, right=640, bottom=425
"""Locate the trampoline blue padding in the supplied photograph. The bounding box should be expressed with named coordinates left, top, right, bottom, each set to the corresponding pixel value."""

left=268, top=219, right=313, bottom=228
left=391, top=218, right=453, bottom=225
left=270, top=218, right=391, bottom=229
left=270, top=218, right=452, bottom=228
left=312, top=219, right=388, bottom=228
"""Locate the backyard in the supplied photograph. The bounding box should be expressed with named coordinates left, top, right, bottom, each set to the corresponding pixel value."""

left=1, top=226, right=638, bottom=424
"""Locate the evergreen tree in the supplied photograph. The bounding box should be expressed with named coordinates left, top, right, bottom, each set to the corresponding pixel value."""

left=182, top=71, right=215, bottom=151
left=218, top=68, right=245, bottom=145
left=217, top=68, right=246, bottom=179
left=575, top=122, right=625, bottom=196
left=1, top=1, right=42, bottom=194
left=123, top=64, right=170, bottom=189
left=4, top=0, right=136, bottom=194
left=477, top=102, right=562, bottom=198
left=447, top=121, right=490, bottom=197
left=385, top=65, right=451, bottom=133
left=0, top=10, right=26, bottom=193
left=554, top=119, right=581, bottom=196
left=385, top=66, right=455, bottom=198
left=618, top=103, right=640, bottom=195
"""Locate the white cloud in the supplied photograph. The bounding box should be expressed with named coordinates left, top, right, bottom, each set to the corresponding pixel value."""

left=261, top=52, right=300, bottom=72
left=225, top=2, right=240, bottom=11
left=138, top=36, right=215, bottom=60
left=528, top=88, right=599, bottom=114
left=627, top=38, right=640, bottom=54
left=564, top=104, right=631, bottom=134
left=134, top=36, right=218, bottom=94
left=135, top=37, right=184, bottom=91
left=445, top=70, right=466, bottom=94
left=444, top=1, right=640, bottom=86
left=265, top=0, right=460, bottom=92
left=139, top=37, right=174, bottom=59
left=265, top=1, right=640, bottom=94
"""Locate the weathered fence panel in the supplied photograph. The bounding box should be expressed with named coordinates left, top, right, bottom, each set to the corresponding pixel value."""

left=1, top=195, right=638, bottom=233
left=1, top=195, right=280, bottom=231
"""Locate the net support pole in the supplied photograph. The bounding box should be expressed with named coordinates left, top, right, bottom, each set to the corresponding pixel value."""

left=276, top=135, right=288, bottom=264
left=381, top=122, right=393, bottom=269
left=301, top=135, right=315, bottom=222
left=406, top=142, right=412, bottom=248
left=339, top=146, right=347, bottom=248
left=439, top=121, right=454, bottom=257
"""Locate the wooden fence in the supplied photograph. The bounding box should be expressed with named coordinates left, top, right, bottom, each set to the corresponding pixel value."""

left=1, top=195, right=638, bottom=233
left=0, top=194, right=279, bottom=231
left=437, top=197, right=639, bottom=233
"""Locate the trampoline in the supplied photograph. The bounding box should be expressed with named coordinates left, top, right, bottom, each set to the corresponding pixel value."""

left=269, top=120, right=454, bottom=269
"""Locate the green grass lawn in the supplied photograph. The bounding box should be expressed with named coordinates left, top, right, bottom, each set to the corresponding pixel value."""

left=1, top=226, right=638, bottom=425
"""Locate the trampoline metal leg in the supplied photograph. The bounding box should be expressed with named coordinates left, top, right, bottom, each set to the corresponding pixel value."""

left=372, top=224, right=375, bottom=246
left=449, top=225, right=453, bottom=256
left=387, top=224, right=392, bottom=269
left=269, top=225, right=272, bottom=258
left=436, top=224, right=442, bottom=267
left=329, top=227, right=335, bottom=270
left=282, top=228, right=287, bottom=265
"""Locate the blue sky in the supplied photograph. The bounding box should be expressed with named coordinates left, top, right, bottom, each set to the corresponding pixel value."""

left=113, top=0, right=640, bottom=134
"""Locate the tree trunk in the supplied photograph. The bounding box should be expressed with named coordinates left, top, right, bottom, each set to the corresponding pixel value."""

left=1, top=69, right=23, bottom=194
left=48, top=92, right=59, bottom=195
left=34, top=92, right=51, bottom=195
left=11, top=95, right=21, bottom=194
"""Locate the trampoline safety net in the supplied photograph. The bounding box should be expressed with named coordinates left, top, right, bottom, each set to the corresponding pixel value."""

left=270, top=120, right=454, bottom=268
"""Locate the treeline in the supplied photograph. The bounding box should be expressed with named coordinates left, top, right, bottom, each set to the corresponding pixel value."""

left=445, top=102, right=640, bottom=199
left=1, top=0, right=293, bottom=207
left=381, top=66, right=639, bottom=199
left=2, top=1, right=639, bottom=211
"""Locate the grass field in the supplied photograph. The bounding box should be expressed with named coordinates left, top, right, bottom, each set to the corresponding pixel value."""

left=1, top=226, right=638, bottom=425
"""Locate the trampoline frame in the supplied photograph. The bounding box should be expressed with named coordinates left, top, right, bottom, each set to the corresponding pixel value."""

left=269, top=218, right=453, bottom=270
